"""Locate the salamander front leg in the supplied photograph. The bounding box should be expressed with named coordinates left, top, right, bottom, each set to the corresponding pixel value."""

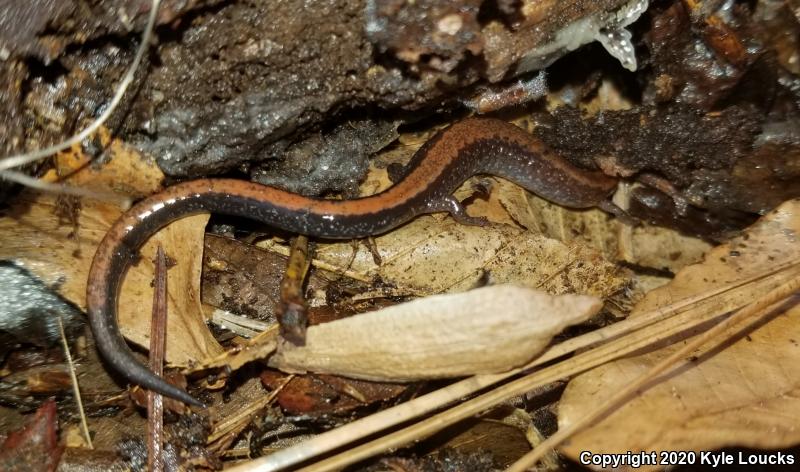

left=598, top=200, right=640, bottom=226
left=433, top=196, right=488, bottom=227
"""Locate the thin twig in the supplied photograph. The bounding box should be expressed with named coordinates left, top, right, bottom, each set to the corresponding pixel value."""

left=57, top=315, right=93, bottom=449
left=147, top=245, right=168, bottom=472
left=0, top=169, right=132, bottom=206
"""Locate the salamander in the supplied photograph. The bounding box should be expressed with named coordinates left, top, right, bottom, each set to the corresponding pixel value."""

left=86, top=117, right=621, bottom=407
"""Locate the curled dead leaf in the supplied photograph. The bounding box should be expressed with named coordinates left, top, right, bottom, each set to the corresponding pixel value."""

left=0, top=136, right=222, bottom=365
left=270, top=285, right=603, bottom=381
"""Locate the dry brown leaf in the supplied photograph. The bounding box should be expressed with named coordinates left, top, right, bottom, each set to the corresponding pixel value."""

left=201, top=233, right=341, bottom=326
left=260, top=371, right=408, bottom=415
left=270, top=285, right=603, bottom=381
left=260, top=214, right=626, bottom=300
left=0, top=137, right=222, bottom=365
left=195, top=326, right=278, bottom=373
left=0, top=399, right=62, bottom=472
left=558, top=199, right=800, bottom=469
left=118, top=213, right=223, bottom=364
left=49, top=129, right=164, bottom=198
left=495, top=178, right=711, bottom=275
left=620, top=222, right=712, bottom=277
left=425, top=406, right=536, bottom=468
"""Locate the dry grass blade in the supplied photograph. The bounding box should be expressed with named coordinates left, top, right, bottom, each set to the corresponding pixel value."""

left=557, top=199, right=800, bottom=462
left=290, top=289, right=770, bottom=472
left=507, top=275, right=800, bottom=472
left=207, top=376, right=294, bottom=447
left=57, top=315, right=93, bottom=450
left=228, top=261, right=800, bottom=472
left=0, top=170, right=132, bottom=205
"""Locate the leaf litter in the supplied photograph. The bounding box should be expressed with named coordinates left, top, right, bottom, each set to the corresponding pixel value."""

left=556, top=199, right=800, bottom=469
left=0, top=134, right=222, bottom=365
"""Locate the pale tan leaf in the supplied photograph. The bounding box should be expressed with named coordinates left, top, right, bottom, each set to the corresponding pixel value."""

left=117, top=213, right=222, bottom=364
left=49, top=131, right=164, bottom=198
left=270, top=285, right=603, bottom=381
left=558, top=199, right=800, bottom=469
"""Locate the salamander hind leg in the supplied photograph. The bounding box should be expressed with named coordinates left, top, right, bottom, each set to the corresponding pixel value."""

left=432, top=196, right=488, bottom=227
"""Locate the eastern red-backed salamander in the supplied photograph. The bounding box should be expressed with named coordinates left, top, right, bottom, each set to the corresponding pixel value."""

left=86, top=117, right=621, bottom=407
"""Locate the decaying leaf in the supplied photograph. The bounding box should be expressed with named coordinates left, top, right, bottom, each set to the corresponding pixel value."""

left=0, top=399, right=62, bottom=472
left=495, top=177, right=712, bottom=275
left=270, top=285, right=603, bottom=381
left=260, top=371, right=407, bottom=415
left=422, top=406, right=536, bottom=468
left=0, top=137, right=222, bottom=365
left=558, top=199, right=800, bottom=468
left=201, top=233, right=339, bottom=327
left=260, top=214, right=626, bottom=301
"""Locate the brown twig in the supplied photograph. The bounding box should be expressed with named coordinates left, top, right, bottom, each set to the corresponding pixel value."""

left=278, top=235, right=312, bottom=344
left=147, top=245, right=169, bottom=472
